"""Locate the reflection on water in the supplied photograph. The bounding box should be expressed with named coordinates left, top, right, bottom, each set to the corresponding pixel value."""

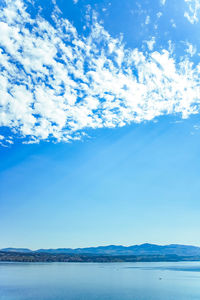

left=126, top=264, right=200, bottom=272
left=0, top=261, right=200, bottom=300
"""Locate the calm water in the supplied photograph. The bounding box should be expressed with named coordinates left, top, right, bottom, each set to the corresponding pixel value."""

left=0, top=261, right=200, bottom=300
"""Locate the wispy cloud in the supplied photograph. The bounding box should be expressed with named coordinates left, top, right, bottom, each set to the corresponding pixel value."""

left=145, top=15, right=150, bottom=25
left=184, top=0, right=200, bottom=24
left=156, top=12, right=163, bottom=18
left=145, top=37, right=156, bottom=51
left=0, top=0, right=200, bottom=144
left=160, top=0, right=166, bottom=6
left=185, top=41, right=197, bottom=56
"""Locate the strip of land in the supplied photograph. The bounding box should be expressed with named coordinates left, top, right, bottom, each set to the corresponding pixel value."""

left=1, top=251, right=200, bottom=263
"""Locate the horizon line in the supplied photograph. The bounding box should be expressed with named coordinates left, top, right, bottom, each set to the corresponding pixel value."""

left=1, top=242, right=200, bottom=251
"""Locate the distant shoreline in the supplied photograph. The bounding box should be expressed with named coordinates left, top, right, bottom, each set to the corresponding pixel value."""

left=1, top=251, right=200, bottom=263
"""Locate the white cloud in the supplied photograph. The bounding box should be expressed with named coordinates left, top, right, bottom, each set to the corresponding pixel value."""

left=73, top=0, right=78, bottom=4
left=185, top=42, right=197, bottom=56
left=157, top=12, right=163, bottom=18
left=0, top=0, right=200, bottom=144
left=145, top=15, right=150, bottom=25
left=184, top=0, right=200, bottom=24
left=170, top=19, right=176, bottom=28
left=145, top=37, right=156, bottom=51
left=160, top=0, right=166, bottom=5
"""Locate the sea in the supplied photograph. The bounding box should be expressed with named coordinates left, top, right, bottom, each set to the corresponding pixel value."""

left=0, top=261, right=200, bottom=299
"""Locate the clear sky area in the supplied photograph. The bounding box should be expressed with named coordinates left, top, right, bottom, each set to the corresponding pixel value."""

left=0, top=0, right=200, bottom=249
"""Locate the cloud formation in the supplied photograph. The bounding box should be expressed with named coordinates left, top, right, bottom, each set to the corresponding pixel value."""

left=0, top=0, right=200, bottom=144
left=160, top=0, right=166, bottom=5
left=184, top=0, right=200, bottom=24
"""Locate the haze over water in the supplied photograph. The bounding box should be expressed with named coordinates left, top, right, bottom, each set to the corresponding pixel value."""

left=1, top=262, right=200, bottom=300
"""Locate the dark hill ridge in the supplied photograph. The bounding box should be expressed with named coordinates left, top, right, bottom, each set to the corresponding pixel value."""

left=2, top=243, right=200, bottom=256
left=1, top=248, right=32, bottom=253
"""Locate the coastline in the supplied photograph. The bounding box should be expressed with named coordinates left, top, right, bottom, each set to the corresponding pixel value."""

left=1, top=251, right=200, bottom=263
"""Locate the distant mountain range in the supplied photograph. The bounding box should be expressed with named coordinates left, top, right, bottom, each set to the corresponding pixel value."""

left=2, top=243, right=200, bottom=257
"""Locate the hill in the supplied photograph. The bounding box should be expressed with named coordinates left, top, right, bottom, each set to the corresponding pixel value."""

left=2, top=243, right=200, bottom=256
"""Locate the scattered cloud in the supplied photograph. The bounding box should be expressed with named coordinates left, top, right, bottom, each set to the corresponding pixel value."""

left=145, top=15, right=150, bottom=25
left=145, top=37, right=156, bottom=51
left=184, top=0, right=200, bottom=24
left=194, top=124, right=200, bottom=129
left=160, top=0, right=166, bottom=6
left=73, top=0, right=79, bottom=4
left=0, top=0, right=200, bottom=144
left=156, top=12, right=163, bottom=18
left=170, top=19, right=176, bottom=28
left=185, top=42, right=197, bottom=56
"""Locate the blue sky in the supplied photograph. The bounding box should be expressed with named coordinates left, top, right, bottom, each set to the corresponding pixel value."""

left=0, top=0, right=200, bottom=249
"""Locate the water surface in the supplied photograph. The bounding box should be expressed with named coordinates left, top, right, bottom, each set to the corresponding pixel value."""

left=0, top=261, right=200, bottom=300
